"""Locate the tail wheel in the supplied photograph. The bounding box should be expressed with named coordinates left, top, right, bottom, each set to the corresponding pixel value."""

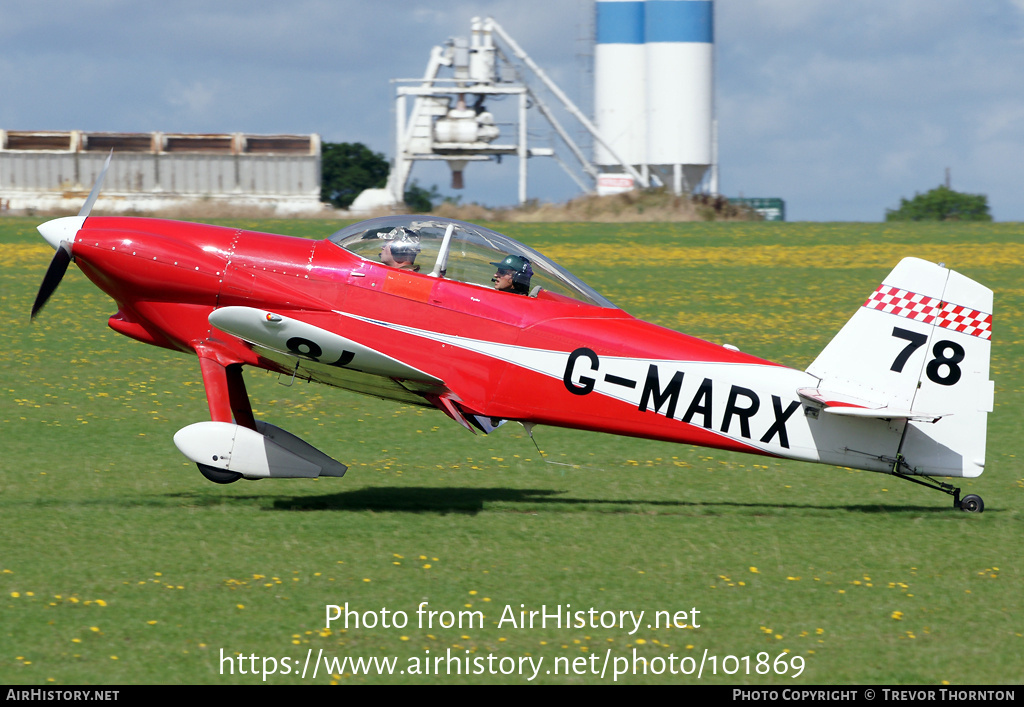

left=959, top=494, right=984, bottom=513
left=197, top=463, right=242, bottom=485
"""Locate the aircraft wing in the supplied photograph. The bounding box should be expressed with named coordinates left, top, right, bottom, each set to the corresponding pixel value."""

left=208, top=306, right=448, bottom=404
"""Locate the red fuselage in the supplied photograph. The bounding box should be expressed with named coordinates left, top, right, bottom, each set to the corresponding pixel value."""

left=72, top=217, right=791, bottom=456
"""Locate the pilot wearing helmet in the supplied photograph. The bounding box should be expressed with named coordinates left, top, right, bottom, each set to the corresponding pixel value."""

left=491, top=254, right=533, bottom=295
left=379, top=227, right=422, bottom=271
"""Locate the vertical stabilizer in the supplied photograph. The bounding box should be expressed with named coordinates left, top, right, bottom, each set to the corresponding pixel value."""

left=807, top=258, right=993, bottom=477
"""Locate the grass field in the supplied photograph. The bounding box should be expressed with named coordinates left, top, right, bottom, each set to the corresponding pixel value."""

left=2, top=217, right=1022, bottom=685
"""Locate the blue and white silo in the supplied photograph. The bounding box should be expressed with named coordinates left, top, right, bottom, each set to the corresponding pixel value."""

left=594, top=0, right=647, bottom=168
left=645, top=0, right=713, bottom=192
left=594, top=0, right=714, bottom=193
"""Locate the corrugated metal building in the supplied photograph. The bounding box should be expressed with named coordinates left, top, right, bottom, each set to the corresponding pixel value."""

left=0, top=130, right=323, bottom=215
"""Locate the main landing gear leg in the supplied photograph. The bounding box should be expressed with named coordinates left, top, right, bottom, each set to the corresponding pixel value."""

left=176, top=346, right=349, bottom=484
left=197, top=355, right=256, bottom=430
left=194, top=350, right=256, bottom=484
left=890, top=455, right=984, bottom=513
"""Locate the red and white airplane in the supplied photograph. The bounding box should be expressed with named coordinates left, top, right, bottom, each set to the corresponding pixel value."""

left=32, top=159, right=994, bottom=511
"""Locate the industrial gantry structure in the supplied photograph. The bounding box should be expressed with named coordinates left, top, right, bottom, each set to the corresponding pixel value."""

left=372, top=4, right=716, bottom=210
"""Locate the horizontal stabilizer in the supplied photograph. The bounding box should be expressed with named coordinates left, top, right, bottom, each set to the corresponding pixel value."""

left=797, top=387, right=945, bottom=423
left=821, top=406, right=943, bottom=423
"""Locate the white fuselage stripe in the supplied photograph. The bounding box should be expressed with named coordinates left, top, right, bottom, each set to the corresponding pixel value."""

left=333, top=310, right=820, bottom=458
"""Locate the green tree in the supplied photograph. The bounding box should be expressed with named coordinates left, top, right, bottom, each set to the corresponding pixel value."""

left=885, top=185, right=992, bottom=222
left=320, top=142, right=389, bottom=209
left=403, top=180, right=441, bottom=213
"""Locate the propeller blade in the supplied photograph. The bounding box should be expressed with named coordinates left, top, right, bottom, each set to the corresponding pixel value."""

left=78, top=150, right=113, bottom=218
left=31, top=242, right=73, bottom=319
left=31, top=152, right=112, bottom=319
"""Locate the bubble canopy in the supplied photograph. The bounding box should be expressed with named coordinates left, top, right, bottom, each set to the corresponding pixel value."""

left=327, top=216, right=616, bottom=309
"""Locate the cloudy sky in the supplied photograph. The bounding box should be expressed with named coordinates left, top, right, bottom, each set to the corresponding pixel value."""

left=2, top=1, right=1023, bottom=221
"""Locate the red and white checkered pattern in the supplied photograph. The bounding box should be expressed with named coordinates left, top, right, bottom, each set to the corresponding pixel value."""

left=864, top=286, right=991, bottom=340
left=934, top=302, right=992, bottom=339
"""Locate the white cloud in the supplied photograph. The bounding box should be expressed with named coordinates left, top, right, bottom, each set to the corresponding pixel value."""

left=163, top=80, right=219, bottom=119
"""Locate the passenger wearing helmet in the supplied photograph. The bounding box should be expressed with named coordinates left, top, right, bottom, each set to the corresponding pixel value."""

left=491, top=254, right=533, bottom=295
left=379, top=227, right=422, bottom=270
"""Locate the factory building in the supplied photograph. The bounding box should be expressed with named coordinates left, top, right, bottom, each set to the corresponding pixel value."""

left=0, top=130, right=323, bottom=215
